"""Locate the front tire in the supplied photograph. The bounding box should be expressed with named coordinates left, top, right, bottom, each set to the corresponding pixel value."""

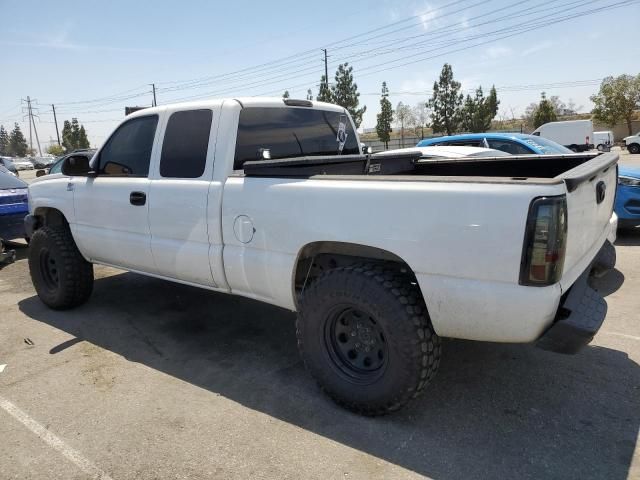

left=628, top=143, right=640, bottom=154
left=28, top=226, right=93, bottom=310
left=296, top=263, right=441, bottom=416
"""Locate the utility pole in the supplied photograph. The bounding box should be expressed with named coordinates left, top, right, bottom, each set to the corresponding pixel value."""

left=27, top=98, right=32, bottom=152
left=150, top=83, right=157, bottom=107
left=22, top=97, right=42, bottom=156
left=51, top=104, right=61, bottom=146
left=322, top=49, right=328, bottom=88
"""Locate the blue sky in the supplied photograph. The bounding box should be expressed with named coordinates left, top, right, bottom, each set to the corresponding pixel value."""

left=0, top=0, right=638, bottom=148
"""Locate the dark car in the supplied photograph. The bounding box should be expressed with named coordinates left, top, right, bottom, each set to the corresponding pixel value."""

left=0, top=169, right=29, bottom=240
left=31, top=157, right=56, bottom=169
left=0, top=156, right=19, bottom=177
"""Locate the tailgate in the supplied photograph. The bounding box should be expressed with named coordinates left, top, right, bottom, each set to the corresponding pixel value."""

left=559, top=152, right=617, bottom=287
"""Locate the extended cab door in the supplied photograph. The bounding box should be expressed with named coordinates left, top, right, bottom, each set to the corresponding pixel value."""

left=71, top=114, right=159, bottom=272
left=148, top=107, right=221, bottom=287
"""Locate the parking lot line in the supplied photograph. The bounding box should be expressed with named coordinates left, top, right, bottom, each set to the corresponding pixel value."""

left=601, top=330, right=640, bottom=341
left=0, top=396, right=114, bottom=480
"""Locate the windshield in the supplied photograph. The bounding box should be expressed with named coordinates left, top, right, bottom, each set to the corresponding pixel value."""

left=0, top=157, right=15, bottom=167
left=521, top=136, right=573, bottom=154
left=49, top=157, right=65, bottom=174
left=0, top=171, right=28, bottom=189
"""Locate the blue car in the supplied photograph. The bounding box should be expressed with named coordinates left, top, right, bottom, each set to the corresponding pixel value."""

left=416, top=133, right=573, bottom=155
left=0, top=168, right=29, bottom=240
left=616, top=166, right=640, bottom=230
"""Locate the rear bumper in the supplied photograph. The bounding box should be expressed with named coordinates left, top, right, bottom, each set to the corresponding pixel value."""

left=536, top=241, right=614, bottom=354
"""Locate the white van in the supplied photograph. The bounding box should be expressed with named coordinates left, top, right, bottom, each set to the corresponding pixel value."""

left=532, top=120, right=594, bottom=152
left=593, top=131, right=614, bottom=151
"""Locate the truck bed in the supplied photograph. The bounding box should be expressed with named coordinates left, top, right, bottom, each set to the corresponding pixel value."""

left=242, top=151, right=615, bottom=189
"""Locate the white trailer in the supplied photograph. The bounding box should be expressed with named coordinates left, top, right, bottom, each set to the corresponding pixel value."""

left=532, top=120, right=594, bottom=152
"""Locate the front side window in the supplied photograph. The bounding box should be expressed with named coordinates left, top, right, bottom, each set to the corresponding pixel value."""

left=487, top=139, right=533, bottom=155
left=234, top=107, right=359, bottom=169
left=160, top=109, right=212, bottom=178
left=98, top=115, right=158, bottom=176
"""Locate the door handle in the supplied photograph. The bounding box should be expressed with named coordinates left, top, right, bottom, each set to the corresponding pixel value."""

left=129, top=191, right=146, bottom=206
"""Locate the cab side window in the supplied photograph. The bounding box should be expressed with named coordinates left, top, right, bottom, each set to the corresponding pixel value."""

left=98, top=115, right=159, bottom=176
left=160, top=109, right=212, bottom=178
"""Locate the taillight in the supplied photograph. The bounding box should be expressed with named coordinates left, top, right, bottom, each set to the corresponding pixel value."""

left=519, top=196, right=568, bottom=286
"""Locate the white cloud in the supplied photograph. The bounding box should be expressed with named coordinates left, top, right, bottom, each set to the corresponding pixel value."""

left=521, top=41, right=554, bottom=57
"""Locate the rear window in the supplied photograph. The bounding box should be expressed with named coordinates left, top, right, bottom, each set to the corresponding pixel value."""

left=234, top=107, right=359, bottom=169
left=160, top=109, right=212, bottom=178
left=522, top=136, right=573, bottom=154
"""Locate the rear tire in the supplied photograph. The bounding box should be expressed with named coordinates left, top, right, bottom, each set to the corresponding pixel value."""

left=296, top=263, right=441, bottom=416
left=28, top=226, right=93, bottom=310
left=628, top=143, right=640, bottom=154
left=597, top=144, right=604, bottom=152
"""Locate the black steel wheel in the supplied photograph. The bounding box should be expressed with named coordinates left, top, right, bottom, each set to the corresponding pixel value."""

left=324, top=306, right=388, bottom=383
left=38, top=247, right=59, bottom=292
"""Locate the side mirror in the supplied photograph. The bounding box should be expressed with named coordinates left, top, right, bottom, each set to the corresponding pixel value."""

left=361, top=144, right=372, bottom=154
left=61, top=155, right=92, bottom=176
left=36, top=169, right=46, bottom=177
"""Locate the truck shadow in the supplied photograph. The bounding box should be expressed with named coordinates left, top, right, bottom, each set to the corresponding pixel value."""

left=615, top=230, right=640, bottom=246
left=19, top=271, right=639, bottom=480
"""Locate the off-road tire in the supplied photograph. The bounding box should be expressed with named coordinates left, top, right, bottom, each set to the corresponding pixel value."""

left=628, top=143, right=640, bottom=154
left=296, top=263, right=441, bottom=416
left=28, top=225, right=93, bottom=310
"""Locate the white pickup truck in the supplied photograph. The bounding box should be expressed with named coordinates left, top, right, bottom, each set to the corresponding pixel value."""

left=25, top=98, right=618, bottom=415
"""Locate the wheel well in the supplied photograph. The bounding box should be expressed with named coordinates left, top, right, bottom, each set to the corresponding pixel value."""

left=33, top=207, right=68, bottom=229
left=293, top=241, right=415, bottom=307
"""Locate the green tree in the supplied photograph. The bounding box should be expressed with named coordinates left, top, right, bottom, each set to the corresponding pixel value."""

left=78, top=126, right=90, bottom=149
left=533, top=92, right=557, bottom=128
left=316, top=75, right=333, bottom=103
left=485, top=85, right=499, bottom=127
left=306, top=89, right=313, bottom=101
left=330, top=63, right=366, bottom=128
left=375, top=82, right=393, bottom=149
left=47, top=144, right=65, bottom=156
left=461, top=85, right=500, bottom=132
left=428, top=63, right=463, bottom=135
left=70, top=118, right=81, bottom=147
left=0, top=125, right=9, bottom=156
left=591, top=74, right=640, bottom=135
left=282, top=90, right=290, bottom=99
left=61, top=120, right=73, bottom=152
left=61, top=118, right=90, bottom=151
left=9, top=123, right=28, bottom=157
